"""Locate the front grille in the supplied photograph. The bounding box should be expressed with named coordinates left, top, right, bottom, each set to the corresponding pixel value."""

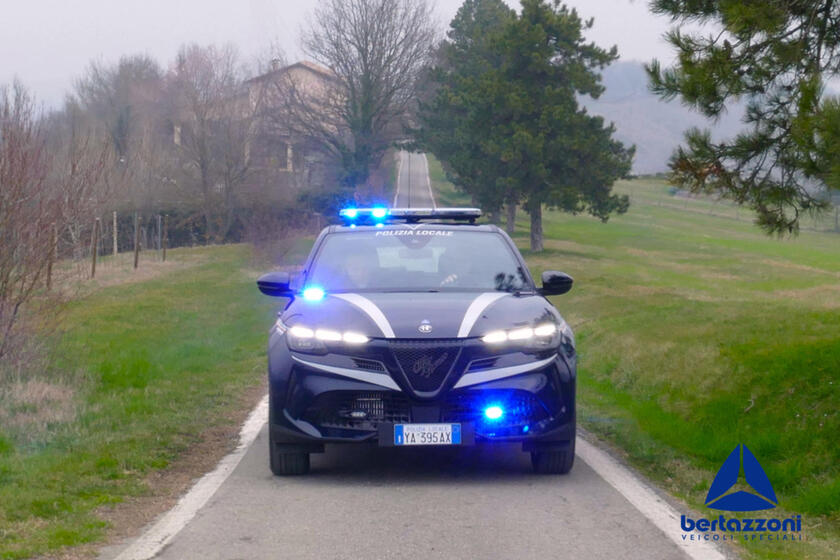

left=389, top=339, right=463, bottom=393
left=442, top=392, right=549, bottom=429
left=302, top=391, right=410, bottom=430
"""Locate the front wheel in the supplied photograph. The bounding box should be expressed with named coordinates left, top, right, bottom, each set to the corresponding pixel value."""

left=531, top=436, right=575, bottom=474
left=269, top=443, right=310, bottom=476
left=268, top=399, right=311, bottom=475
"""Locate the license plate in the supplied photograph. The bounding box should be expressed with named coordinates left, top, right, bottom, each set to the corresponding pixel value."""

left=394, top=423, right=461, bottom=446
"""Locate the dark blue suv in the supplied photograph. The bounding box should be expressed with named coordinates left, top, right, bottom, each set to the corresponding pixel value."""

left=257, top=208, right=576, bottom=475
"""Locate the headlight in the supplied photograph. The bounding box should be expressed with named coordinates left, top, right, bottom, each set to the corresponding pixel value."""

left=558, top=320, right=574, bottom=347
left=481, top=320, right=572, bottom=351
left=280, top=320, right=370, bottom=353
left=287, top=324, right=326, bottom=353
left=342, top=332, right=370, bottom=344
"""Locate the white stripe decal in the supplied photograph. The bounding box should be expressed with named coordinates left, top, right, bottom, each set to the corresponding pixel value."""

left=453, top=356, right=556, bottom=389
left=331, top=293, right=396, bottom=338
left=292, top=356, right=401, bottom=391
left=457, top=292, right=508, bottom=338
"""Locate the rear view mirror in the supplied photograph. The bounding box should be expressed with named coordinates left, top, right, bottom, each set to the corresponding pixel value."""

left=540, top=271, right=573, bottom=296
left=398, top=247, right=434, bottom=259
left=257, top=271, right=292, bottom=297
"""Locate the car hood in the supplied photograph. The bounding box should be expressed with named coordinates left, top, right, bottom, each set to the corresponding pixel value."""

left=282, top=291, right=561, bottom=339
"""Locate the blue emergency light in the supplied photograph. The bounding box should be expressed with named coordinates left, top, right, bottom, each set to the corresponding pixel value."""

left=339, top=207, right=482, bottom=225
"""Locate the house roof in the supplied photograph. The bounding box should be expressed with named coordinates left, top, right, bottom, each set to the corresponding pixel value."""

left=246, top=60, right=336, bottom=84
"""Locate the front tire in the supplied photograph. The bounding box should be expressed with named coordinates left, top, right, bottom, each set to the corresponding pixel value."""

left=531, top=434, right=575, bottom=474
left=269, top=430, right=310, bottom=475
left=531, top=416, right=577, bottom=474
left=269, top=441, right=310, bottom=476
left=268, top=398, right=311, bottom=475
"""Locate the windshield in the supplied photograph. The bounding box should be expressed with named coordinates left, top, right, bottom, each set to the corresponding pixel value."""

left=306, top=229, right=530, bottom=292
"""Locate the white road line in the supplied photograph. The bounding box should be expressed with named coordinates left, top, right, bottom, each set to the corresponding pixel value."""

left=393, top=151, right=404, bottom=207
left=576, top=437, right=727, bottom=560
left=421, top=153, right=436, bottom=209
left=112, top=396, right=269, bottom=560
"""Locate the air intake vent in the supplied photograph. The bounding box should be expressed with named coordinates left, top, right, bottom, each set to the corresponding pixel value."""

left=467, top=357, right=498, bottom=372
left=352, top=358, right=386, bottom=372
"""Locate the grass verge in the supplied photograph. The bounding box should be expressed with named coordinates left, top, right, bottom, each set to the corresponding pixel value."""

left=0, top=244, right=275, bottom=559
left=426, top=154, right=473, bottom=207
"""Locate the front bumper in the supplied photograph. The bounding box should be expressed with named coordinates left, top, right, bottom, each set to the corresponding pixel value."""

left=268, top=336, right=576, bottom=448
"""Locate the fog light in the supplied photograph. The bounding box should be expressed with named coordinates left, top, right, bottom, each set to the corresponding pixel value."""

left=484, top=406, right=504, bottom=420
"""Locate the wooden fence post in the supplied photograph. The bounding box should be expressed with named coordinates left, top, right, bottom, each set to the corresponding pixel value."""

left=47, top=223, right=57, bottom=290
left=156, top=214, right=162, bottom=255
left=133, top=213, right=140, bottom=269
left=113, top=211, right=118, bottom=257
left=90, top=218, right=100, bottom=278
left=162, top=214, right=168, bottom=262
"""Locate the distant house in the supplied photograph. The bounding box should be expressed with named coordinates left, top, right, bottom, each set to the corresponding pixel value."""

left=167, top=59, right=339, bottom=206
left=243, top=60, right=339, bottom=199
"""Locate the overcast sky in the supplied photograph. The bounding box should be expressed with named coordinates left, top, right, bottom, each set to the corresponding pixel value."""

left=0, top=0, right=679, bottom=108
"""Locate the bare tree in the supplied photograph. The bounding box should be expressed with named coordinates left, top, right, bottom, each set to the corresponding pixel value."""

left=270, top=0, right=437, bottom=196
left=75, top=55, right=163, bottom=160
left=0, top=83, right=110, bottom=361
left=167, top=44, right=259, bottom=242
left=73, top=54, right=181, bottom=213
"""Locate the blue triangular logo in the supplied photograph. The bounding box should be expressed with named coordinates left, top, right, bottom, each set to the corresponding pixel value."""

left=705, top=444, right=777, bottom=511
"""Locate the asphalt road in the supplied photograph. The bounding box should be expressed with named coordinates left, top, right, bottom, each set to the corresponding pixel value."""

left=394, top=151, right=435, bottom=208
left=151, top=428, right=690, bottom=560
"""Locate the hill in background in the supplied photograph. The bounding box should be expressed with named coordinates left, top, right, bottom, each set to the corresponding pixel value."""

left=583, top=61, right=744, bottom=174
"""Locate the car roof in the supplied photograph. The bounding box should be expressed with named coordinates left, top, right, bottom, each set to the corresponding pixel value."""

left=325, top=223, right=504, bottom=233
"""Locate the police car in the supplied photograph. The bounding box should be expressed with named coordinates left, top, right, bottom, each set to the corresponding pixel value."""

left=257, top=207, right=576, bottom=475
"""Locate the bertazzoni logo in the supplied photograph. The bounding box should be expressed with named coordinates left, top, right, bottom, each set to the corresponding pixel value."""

left=706, top=444, right=777, bottom=511
left=680, top=444, right=804, bottom=544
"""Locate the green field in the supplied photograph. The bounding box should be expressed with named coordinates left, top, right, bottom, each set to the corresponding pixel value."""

left=530, top=183, right=838, bottom=559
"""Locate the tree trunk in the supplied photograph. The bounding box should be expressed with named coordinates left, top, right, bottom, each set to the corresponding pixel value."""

left=527, top=200, right=543, bottom=252
left=506, top=202, right=516, bottom=236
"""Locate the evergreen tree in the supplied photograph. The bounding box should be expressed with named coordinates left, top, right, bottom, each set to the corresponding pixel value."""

left=648, top=0, right=840, bottom=234
left=415, top=0, right=516, bottom=226
left=418, top=0, right=633, bottom=250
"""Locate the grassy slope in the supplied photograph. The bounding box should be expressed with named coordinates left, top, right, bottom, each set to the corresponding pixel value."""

left=0, top=245, right=276, bottom=559
left=427, top=155, right=473, bottom=207
left=523, top=180, right=839, bottom=560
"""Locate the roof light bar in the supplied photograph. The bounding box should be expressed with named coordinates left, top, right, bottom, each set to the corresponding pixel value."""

left=339, top=207, right=482, bottom=224
left=390, top=208, right=481, bottom=222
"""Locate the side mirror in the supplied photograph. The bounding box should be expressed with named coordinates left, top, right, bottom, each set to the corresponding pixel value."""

left=540, top=271, right=573, bottom=296
left=257, top=271, right=292, bottom=297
